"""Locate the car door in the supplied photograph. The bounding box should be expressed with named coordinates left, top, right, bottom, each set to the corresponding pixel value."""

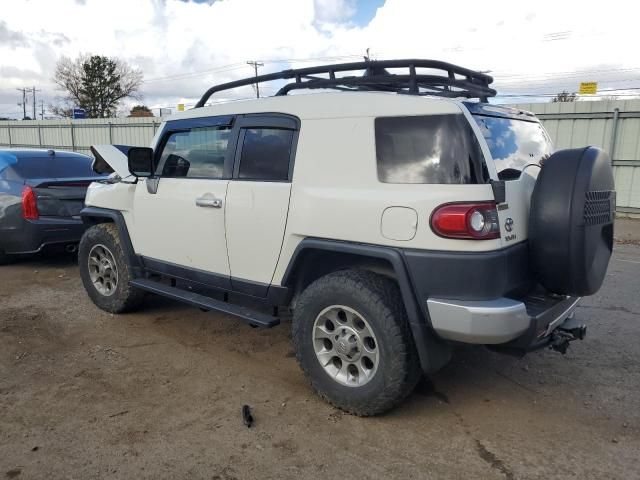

left=225, top=114, right=299, bottom=296
left=131, top=116, right=237, bottom=289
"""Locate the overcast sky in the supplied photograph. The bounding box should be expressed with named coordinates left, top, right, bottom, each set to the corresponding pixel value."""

left=1, top=0, right=640, bottom=118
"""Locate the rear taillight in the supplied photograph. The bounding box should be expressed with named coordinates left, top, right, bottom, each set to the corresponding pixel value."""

left=430, top=202, right=500, bottom=240
left=21, top=186, right=39, bottom=220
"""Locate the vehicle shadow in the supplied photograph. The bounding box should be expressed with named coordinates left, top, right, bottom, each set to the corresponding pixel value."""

left=4, top=249, right=78, bottom=269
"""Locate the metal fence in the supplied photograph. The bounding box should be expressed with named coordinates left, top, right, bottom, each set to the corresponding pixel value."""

left=1, top=100, right=639, bottom=215
left=0, top=117, right=162, bottom=155
left=513, top=100, right=640, bottom=216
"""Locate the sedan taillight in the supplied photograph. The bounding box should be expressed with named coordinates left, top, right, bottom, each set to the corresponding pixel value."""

left=22, top=186, right=39, bottom=220
left=430, top=202, right=500, bottom=239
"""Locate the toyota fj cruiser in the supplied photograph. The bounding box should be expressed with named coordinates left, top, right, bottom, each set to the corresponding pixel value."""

left=80, top=60, right=615, bottom=415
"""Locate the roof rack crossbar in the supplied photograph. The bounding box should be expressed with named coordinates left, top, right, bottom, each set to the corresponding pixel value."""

left=195, top=59, right=495, bottom=107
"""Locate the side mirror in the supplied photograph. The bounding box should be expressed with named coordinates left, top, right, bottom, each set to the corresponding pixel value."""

left=128, top=147, right=154, bottom=177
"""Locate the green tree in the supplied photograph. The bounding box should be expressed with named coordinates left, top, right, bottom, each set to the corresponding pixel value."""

left=53, top=54, right=143, bottom=118
left=128, top=105, right=154, bottom=117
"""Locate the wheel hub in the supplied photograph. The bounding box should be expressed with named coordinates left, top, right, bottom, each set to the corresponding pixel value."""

left=334, top=328, right=361, bottom=361
left=87, top=244, right=118, bottom=297
left=312, top=305, right=379, bottom=387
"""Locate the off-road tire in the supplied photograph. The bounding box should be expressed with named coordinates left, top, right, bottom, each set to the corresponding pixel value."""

left=78, top=223, right=145, bottom=313
left=292, top=270, right=421, bottom=416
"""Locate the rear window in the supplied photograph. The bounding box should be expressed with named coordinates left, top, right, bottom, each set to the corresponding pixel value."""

left=4, top=157, right=54, bottom=179
left=375, top=114, right=486, bottom=184
left=52, top=155, right=98, bottom=177
left=472, top=115, right=553, bottom=178
left=0, top=153, right=98, bottom=180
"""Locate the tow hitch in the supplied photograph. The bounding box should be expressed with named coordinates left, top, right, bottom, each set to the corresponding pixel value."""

left=550, top=317, right=587, bottom=354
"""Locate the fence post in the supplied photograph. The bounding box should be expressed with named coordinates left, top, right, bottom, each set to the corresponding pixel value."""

left=70, top=121, right=76, bottom=152
left=37, top=123, right=42, bottom=147
left=108, top=121, right=113, bottom=143
left=609, top=108, right=620, bottom=164
left=7, top=125, right=11, bottom=147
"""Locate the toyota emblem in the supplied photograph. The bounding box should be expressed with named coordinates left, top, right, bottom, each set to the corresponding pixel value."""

left=505, top=217, right=514, bottom=232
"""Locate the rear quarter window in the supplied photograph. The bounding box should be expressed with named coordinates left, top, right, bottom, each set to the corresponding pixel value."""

left=375, top=114, right=486, bottom=184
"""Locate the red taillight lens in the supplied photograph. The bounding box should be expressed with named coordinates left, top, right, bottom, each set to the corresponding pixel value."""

left=430, top=202, right=500, bottom=239
left=22, top=186, right=39, bottom=220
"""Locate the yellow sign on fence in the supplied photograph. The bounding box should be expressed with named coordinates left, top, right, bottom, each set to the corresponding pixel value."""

left=579, top=82, right=598, bottom=95
left=177, top=103, right=185, bottom=111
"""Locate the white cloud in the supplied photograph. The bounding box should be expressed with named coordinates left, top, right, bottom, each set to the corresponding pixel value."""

left=1, top=0, right=640, bottom=117
left=313, top=0, right=357, bottom=25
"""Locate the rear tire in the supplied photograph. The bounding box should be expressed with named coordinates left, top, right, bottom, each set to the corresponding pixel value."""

left=292, top=270, right=421, bottom=416
left=79, top=223, right=144, bottom=313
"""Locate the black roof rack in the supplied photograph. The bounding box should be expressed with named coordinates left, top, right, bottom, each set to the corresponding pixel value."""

left=195, top=59, right=496, bottom=108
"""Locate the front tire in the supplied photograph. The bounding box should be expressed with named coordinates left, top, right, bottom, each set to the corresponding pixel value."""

left=79, top=223, right=144, bottom=313
left=292, top=270, right=420, bottom=416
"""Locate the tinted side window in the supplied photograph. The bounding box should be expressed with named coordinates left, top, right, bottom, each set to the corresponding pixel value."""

left=156, top=126, right=230, bottom=179
left=238, top=128, right=293, bottom=181
left=375, top=114, right=486, bottom=184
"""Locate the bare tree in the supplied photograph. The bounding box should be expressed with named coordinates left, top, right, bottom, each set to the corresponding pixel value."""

left=48, top=102, right=73, bottom=118
left=53, top=54, right=143, bottom=118
left=552, top=90, right=577, bottom=103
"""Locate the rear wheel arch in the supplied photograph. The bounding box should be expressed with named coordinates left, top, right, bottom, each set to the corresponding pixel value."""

left=281, top=238, right=452, bottom=374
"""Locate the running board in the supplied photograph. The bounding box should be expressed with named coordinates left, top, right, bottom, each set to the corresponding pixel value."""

left=130, top=278, right=280, bottom=328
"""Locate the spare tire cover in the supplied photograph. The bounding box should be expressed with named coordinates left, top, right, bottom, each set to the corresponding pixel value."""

left=529, top=146, right=615, bottom=296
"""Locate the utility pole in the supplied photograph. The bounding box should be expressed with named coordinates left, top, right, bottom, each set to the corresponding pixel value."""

left=31, top=86, right=40, bottom=120
left=246, top=60, right=264, bottom=98
left=40, top=100, right=45, bottom=120
left=16, top=88, right=27, bottom=120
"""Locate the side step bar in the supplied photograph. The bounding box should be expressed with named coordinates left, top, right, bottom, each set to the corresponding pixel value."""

left=130, top=278, right=280, bottom=328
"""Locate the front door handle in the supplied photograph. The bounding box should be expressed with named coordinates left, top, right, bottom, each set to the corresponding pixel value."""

left=195, top=196, right=223, bottom=208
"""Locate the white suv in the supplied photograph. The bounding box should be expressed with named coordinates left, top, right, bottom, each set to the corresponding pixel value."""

left=79, top=60, right=615, bottom=415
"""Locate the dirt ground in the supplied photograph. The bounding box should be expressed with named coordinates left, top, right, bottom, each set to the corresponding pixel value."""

left=1, top=243, right=639, bottom=479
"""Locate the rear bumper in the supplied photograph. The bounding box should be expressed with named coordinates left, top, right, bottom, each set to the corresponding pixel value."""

left=402, top=242, right=584, bottom=352
left=427, top=295, right=581, bottom=346
left=1, top=217, right=87, bottom=254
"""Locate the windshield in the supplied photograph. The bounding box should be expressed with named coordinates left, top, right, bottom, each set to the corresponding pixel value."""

left=472, top=115, right=553, bottom=179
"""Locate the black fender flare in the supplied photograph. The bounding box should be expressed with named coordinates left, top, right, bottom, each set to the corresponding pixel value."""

left=282, top=238, right=452, bottom=373
left=80, top=207, right=142, bottom=276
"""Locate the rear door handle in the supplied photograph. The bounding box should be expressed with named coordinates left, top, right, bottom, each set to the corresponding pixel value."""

left=195, top=196, right=223, bottom=208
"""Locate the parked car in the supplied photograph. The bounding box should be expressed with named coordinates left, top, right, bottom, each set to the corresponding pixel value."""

left=0, top=148, right=104, bottom=264
left=79, top=60, right=615, bottom=415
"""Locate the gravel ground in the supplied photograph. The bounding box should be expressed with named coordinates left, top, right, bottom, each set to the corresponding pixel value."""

left=0, top=244, right=639, bottom=480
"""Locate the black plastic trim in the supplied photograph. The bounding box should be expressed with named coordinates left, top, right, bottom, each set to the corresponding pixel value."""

left=80, top=207, right=141, bottom=275
left=142, top=256, right=231, bottom=290
left=141, top=255, right=290, bottom=305
left=282, top=238, right=453, bottom=373
left=402, top=242, right=534, bottom=303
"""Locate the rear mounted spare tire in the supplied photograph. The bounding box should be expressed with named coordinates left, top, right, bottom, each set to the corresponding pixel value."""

left=529, top=146, right=615, bottom=296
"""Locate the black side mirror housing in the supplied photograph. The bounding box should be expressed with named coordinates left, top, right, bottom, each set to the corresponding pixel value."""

left=128, top=147, right=154, bottom=177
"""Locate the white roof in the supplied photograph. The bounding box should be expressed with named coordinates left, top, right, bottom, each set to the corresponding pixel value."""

left=169, top=92, right=463, bottom=121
